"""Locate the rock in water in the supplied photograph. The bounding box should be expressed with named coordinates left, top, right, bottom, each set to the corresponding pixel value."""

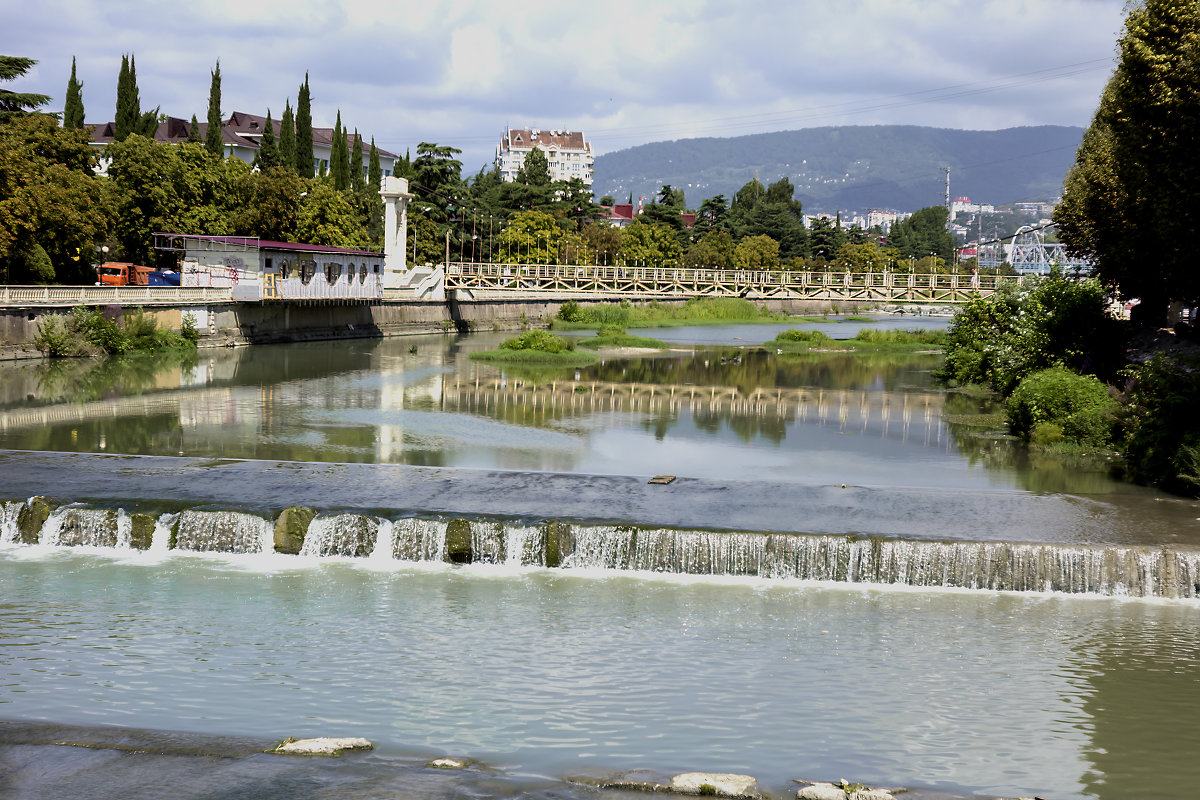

left=270, top=737, right=373, bottom=756
left=671, top=772, right=760, bottom=798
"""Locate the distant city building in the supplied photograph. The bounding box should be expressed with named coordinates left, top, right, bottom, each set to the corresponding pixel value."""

left=866, top=210, right=909, bottom=232
left=495, top=127, right=594, bottom=185
left=88, top=111, right=399, bottom=180
left=950, top=197, right=995, bottom=221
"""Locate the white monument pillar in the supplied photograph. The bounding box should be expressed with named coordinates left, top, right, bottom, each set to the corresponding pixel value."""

left=380, top=176, right=414, bottom=289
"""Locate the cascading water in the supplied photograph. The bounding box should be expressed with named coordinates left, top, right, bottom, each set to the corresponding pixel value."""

left=390, top=518, right=446, bottom=561
left=173, top=510, right=273, bottom=554
left=0, top=500, right=22, bottom=545
left=301, top=514, right=378, bottom=558
left=6, top=501, right=1200, bottom=598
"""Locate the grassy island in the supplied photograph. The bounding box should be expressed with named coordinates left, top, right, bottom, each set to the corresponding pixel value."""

left=576, top=326, right=668, bottom=351
left=550, top=297, right=787, bottom=330
left=770, top=327, right=947, bottom=353
left=469, top=329, right=598, bottom=366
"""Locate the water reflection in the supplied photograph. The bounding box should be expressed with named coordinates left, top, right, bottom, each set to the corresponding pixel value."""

left=0, top=332, right=1167, bottom=497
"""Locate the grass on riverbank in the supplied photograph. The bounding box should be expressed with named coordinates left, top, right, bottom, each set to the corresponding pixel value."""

left=770, top=327, right=947, bottom=352
left=35, top=307, right=200, bottom=358
left=469, top=329, right=599, bottom=366
left=576, top=326, right=668, bottom=351
left=550, top=297, right=788, bottom=330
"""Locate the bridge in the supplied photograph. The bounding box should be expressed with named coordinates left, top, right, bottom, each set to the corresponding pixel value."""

left=444, top=263, right=1003, bottom=304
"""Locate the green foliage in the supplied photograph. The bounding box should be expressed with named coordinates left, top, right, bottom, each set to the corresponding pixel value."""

left=684, top=230, right=735, bottom=268
left=517, top=147, right=551, bottom=186
left=556, top=300, right=585, bottom=322
left=499, top=329, right=574, bottom=353
left=330, top=112, right=349, bottom=191
left=180, top=313, right=201, bottom=343
left=619, top=219, right=681, bottom=266
left=1056, top=0, right=1200, bottom=321
left=114, top=54, right=138, bottom=142
left=254, top=109, right=278, bottom=171
left=0, top=55, right=50, bottom=121
left=576, top=328, right=667, bottom=350
left=1005, top=367, right=1118, bottom=446
left=295, top=74, right=313, bottom=178
left=1119, top=355, right=1200, bottom=495
left=852, top=328, right=946, bottom=345
left=296, top=180, right=369, bottom=249
left=937, top=276, right=1123, bottom=395
left=63, top=57, right=85, bottom=131
left=732, top=234, right=780, bottom=269
left=34, top=307, right=194, bottom=358
left=205, top=60, right=223, bottom=158
left=350, top=129, right=365, bottom=193
left=497, top=210, right=562, bottom=263
left=775, top=329, right=832, bottom=344
left=278, top=101, right=296, bottom=172
left=0, top=114, right=106, bottom=283
left=887, top=206, right=955, bottom=264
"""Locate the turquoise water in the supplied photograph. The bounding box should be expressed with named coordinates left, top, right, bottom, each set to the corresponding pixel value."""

left=2, top=546, right=1200, bottom=799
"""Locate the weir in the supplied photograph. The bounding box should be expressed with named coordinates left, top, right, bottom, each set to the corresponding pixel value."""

left=4, top=498, right=1199, bottom=599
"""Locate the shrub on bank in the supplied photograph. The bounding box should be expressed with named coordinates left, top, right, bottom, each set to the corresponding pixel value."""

left=775, top=329, right=832, bottom=344
left=35, top=307, right=193, bottom=358
left=470, top=329, right=598, bottom=365
left=1005, top=367, right=1118, bottom=447
left=1119, top=355, right=1200, bottom=495
left=500, top=329, right=575, bottom=353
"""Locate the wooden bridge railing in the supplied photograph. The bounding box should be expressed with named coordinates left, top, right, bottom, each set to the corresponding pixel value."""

left=444, top=263, right=1005, bottom=303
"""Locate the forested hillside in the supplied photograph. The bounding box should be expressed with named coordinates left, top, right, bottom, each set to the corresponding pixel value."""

left=592, top=125, right=1082, bottom=213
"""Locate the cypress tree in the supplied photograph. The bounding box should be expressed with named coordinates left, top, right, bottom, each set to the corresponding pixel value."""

left=255, top=109, right=278, bottom=170
left=330, top=111, right=348, bottom=190
left=350, top=128, right=365, bottom=192
left=188, top=114, right=201, bottom=143
left=205, top=59, right=222, bottom=157
left=368, top=138, right=381, bottom=189
left=278, top=100, right=296, bottom=173
left=63, top=57, right=84, bottom=130
left=114, top=54, right=137, bottom=141
left=295, top=73, right=313, bottom=178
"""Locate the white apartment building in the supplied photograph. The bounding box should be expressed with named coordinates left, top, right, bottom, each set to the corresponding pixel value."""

left=495, top=127, right=594, bottom=185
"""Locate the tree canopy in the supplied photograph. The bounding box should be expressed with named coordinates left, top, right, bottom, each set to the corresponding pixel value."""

left=0, top=56, right=50, bottom=121
left=1055, top=0, right=1200, bottom=322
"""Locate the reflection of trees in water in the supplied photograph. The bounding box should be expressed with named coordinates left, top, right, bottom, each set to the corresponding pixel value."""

left=29, top=350, right=200, bottom=406
left=581, top=349, right=942, bottom=394
left=691, top=405, right=787, bottom=445
left=1070, top=615, right=1200, bottom=798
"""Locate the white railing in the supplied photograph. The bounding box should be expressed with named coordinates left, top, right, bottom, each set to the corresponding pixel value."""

left=0, top=285, right=233, bottom=306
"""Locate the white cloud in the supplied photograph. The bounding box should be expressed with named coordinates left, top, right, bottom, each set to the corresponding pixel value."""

left=9, top=0, right=1125, bottom=171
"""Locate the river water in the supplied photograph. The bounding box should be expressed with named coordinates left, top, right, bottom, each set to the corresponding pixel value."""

left=2, top=319, right=1200, bottom=799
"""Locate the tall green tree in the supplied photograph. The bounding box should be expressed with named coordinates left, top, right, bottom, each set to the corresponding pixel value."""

left=0, top=115, right=105, bottom=283
left=1055, top=0, right=1200, bottom=323
left=234, top=165, right=304, bottom=242
left=367, top=138, right=381, bottom=189
left=330, top=111, right=348, bottom=190
left=63, top=57, right=84, bottom=130
left=887, top=206, right=954, bottom=264
left=296, top=181, right=368, bottom=248
left=278, top=101, right=296, bottom=171
left=295, top=74, right=313, bottom=178
left=350, top=129, right=365, bottom=192
left=188, top=114, right=201, bottom=143
left=114, top=54, right=138, bottom=141
left=0, top=56, right=50, bottom=121
left=254, top=109, right=278, bottom=171
left=516, top=146, right=550, bottom=186
left=205, top=60, right=223, bottom=158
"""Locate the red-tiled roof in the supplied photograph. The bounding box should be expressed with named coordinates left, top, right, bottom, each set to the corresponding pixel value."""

left=502, top=128, right=589, bottom=152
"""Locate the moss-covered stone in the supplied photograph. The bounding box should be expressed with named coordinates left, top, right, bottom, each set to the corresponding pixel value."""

left=17, top=497, right=52, bottom=545
left=169, top=516, right=179, bottom=551
left=274, top=507, right=315, bottom=555
left=444, top=518, right=473, bottom=563
left=129, top=513, right=156, bottom=550
left=543, top=521, right=574, bottom=568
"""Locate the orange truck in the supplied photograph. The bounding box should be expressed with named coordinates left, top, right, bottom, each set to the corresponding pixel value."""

left=96, top=262, right=153, bottom=286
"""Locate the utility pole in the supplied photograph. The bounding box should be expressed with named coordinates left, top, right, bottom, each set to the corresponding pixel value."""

left=943, top=166, right=951, bottom=231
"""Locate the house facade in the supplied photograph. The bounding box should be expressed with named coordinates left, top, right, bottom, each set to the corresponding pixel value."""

left=494, top=127, right=593, bottom=185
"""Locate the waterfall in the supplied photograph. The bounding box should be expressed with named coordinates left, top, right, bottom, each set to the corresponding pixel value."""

left=391, top=518, right=447, bottom=562
left=174, top=510, right=273, bottom=554
left=300, top=514, right=378, bottom=558
left=39, top=506, right=120, bottom=548
left=368, top=519, right=394, bottom=563
left=150, top=513, right=177, bottom=554
left=0, top=500, right=22, bottom=545
left=4, top=499, right=1200, bottom=598
left=561, top=526, right=1200, bottom=598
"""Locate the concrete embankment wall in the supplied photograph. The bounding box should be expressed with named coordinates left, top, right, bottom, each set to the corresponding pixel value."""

left=0, top=295, right=846, bottom=360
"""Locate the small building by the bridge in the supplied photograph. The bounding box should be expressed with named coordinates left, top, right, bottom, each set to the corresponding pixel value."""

left=153, top=233, right=385, bottom=301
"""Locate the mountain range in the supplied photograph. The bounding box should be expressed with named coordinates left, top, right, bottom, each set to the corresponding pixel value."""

left=591, top=125, right=1084, bottom=214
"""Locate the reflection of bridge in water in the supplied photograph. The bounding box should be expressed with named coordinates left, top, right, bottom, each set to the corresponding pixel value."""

left=442, top=377, right=949, bottom=445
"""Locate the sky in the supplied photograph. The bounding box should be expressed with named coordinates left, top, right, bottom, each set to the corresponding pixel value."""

left=8, top=0, right=1127, bottom=174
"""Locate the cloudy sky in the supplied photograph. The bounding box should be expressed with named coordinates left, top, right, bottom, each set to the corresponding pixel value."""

left=11, top=0, right=1126, bottom=173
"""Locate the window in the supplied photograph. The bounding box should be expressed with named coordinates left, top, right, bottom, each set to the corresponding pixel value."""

left=359, top=264, right=368, bottom=281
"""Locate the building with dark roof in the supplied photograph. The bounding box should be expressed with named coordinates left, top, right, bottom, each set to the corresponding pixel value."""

left=89, top=112, right=400, bottom=180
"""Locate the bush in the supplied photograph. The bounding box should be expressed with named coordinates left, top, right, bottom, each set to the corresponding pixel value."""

left=937, top=276, right=1124, bottom=395
left=556, top=300, right=585, bottom=322
left=1005, top=367, right=1118, bottom=446
left=852, top=328, right=947, bottom=345
left=775, top=329, right=831, bottom=344
left=1120, top=355, right=1200, bottom=494
left=499, top=329, right=574, bottom=353
left=180, top=313, right=201, bottom=344
left=33, top=306, right=195, bottom=358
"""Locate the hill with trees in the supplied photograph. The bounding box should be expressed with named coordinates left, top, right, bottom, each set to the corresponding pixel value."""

left=592, top=125, right=1083, bottom=213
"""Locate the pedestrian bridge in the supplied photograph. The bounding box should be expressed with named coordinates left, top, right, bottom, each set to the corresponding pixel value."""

left=445, top=263, right=1001, bottom=304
